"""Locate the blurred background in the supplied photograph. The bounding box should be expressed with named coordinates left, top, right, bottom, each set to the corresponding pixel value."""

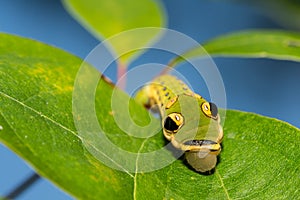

left=0, top=0, right=299, bottom=199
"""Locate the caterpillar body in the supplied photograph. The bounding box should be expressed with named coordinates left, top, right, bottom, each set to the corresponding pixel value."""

left=135, top=75, right=223, bottom=173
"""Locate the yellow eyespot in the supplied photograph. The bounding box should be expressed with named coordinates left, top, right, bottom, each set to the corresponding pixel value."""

left=201, top=102, right=218, bottom=120
left=163, top=113, right=184, bottom=133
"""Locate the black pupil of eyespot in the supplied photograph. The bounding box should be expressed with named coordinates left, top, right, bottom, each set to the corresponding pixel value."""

left=164, top=116, right=179, bottom=131
left=209, top=102, right=218, bottom=117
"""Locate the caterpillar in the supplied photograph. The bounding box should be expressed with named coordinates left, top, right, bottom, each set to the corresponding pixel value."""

left=135, top=74, right=223, bottom=173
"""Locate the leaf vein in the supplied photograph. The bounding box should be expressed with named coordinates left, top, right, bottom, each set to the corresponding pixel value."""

left=87, top=142, right=135, bottom=178
left=0, top=91, right=83, bottom=141
left=133, top=139, right=148, bottom=200
left=216, top=169, right=231, bottom=200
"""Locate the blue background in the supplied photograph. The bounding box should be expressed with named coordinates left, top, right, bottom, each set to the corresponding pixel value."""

left=0, top=0, right=299, bottom=199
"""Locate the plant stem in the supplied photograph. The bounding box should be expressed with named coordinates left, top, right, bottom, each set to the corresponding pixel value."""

left=4, top=172, right=40, bottom=199
left=117, top=62, right=127, bottom=90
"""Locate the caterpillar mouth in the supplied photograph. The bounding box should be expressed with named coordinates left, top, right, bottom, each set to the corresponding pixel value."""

left=183, top=140, right=217, bottom=146
left=181, top=140, right=221, bottom=153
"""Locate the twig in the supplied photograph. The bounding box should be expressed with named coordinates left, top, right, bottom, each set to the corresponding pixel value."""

left=4, top=172, right=40, bottom=199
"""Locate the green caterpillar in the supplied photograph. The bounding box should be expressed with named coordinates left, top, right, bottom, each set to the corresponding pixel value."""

left=135, top=74, right=223, bottom=173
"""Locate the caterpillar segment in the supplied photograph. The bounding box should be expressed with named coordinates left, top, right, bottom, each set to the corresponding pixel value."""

left=135, top=75, right=223, bottom=173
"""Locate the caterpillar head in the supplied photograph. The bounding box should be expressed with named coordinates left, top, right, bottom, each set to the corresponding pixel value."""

left=162, top=94, right=223, bottom=151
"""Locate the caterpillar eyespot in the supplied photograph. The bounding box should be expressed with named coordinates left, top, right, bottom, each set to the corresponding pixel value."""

left=164, top=116, right=179, bottom=132
left=201, top=102, right=219, bottom=120
left=163, top=113, right=184, bottom=133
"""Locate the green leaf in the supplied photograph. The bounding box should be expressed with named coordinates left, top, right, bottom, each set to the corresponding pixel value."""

left=0, top=33, right=134, bottom=199
left=62, top=0, right=166, bottom=64
left=168, top=30, right=300, bottom=67
left=1, top=33, right=299, bottom=199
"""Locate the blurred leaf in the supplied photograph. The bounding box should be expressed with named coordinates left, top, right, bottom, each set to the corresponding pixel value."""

left=169, top=30, right=300, bottom=67
left=62, top=0, right=166, bottom=64
left=0, top=33, right=299, bottom=199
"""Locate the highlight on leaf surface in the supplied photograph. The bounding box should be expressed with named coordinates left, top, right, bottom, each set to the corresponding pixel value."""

left=168, top=30, right=300, bottom=67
